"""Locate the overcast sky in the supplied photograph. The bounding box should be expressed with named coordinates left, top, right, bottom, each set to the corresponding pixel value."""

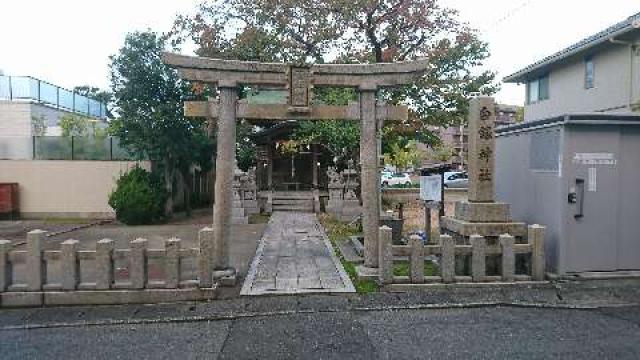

left=1, top=0, right=638, bottom=105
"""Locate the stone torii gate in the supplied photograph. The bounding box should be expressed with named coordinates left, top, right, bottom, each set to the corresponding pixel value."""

left=163, top=53, right=429, bottom=280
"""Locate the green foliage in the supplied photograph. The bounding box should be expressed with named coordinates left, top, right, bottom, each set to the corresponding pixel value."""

left=294, top=120, right=360, bottom=169
left=290, top=87, right=359, bottom=168
left=108, top=167, right=167, bottom=225
left=236, top=120, right=257, bottom=171
left=172, top=0, right=498, bottom=140
left=383, top=140, right=423, bottom=172
left=109, top=31, right=214, bottom=215
left=319, top=214, right=379, bottom=293
left=59, top=114, right=90, bottom=137
left=427, top=143, right=455, bottom=163
left=31, top=115, right=47, bottom=136
left=388, top=182, right=419, bottom=189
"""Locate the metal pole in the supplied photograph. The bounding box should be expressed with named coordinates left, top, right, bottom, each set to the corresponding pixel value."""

left=424, top=200, right=431, bottom=244
left=439, top=170, right=445, bottom=217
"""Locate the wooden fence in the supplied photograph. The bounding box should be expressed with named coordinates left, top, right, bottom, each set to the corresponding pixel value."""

left=378, top=225, right=546, bottom=286
left=0, top=228, right=218, bottom=307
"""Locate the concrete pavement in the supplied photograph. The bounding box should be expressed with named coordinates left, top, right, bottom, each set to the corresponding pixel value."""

left=1, top=304, right=639, bottom=359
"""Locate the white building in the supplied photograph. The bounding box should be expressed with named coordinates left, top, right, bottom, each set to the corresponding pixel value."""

left=0, top=75, right=107, bottom=137
left=504, top=12, right=640, bottom=121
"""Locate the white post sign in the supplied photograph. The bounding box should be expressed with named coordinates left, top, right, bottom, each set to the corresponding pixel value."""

left=420, top=175, right=442, bottom=201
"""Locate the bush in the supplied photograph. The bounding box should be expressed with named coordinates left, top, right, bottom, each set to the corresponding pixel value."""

left=109, top=167, right=166, bottom=225
left=388, top=182, right=419, bottom=189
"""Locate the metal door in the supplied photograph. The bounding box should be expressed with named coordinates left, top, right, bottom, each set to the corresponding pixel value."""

left=565, top=128, right=620, bottom=272
left=617, top=128, right=640, bottom=270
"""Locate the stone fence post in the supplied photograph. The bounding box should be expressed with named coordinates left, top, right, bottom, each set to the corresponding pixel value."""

left=61, top=239, right=79, bottom=290
left=470, top=234, right=486, bottom=282
left=499, top=234, right=515, bottom=282
left=378, top=226, right=393, bottom=285
left=165, top=238, right=181, bottom=289
left=198, top=227, right=214, bottom=288
left=440, top=235, right=455, bottom=283
left=529, top=225, right=546, bottom=281
left=130, top=238, right=148, bottom=289
left=409, top=235, right=424, bottom=284
left=0, top=240, right=11, bottom=291
left=96, top=239, right=114, bottom=290
left=26, top=230, right=46, bottom=291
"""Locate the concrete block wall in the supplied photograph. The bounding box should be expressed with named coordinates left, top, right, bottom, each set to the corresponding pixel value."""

left=377, top=225, right=546, bottom=286
left=0, top=230, right=217, bottom=307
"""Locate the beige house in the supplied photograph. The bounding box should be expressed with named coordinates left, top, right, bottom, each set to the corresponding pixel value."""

left=504, top=12, right=640, bottom=121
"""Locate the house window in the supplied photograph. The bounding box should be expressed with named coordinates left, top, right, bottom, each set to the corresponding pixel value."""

left=527, top=74, right=549, bottom=103
left=585, top=56, right=594, bottom=89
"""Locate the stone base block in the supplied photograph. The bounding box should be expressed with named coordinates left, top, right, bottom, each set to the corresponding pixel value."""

left=355, top=265, right=379, bottom=281
left=1, top=288, right=218, bottom=307
left=232, top=217, right=249, bottom=225
left=440, top=217, right=526, bottom=237
left=1, top=292, right=43, bottom=307
left=455, top=201, right=511, bottom=222
left=213, top=268, right=237, bottom=287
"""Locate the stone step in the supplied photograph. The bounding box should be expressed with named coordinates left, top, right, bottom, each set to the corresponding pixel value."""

left=272, top=205, right=314, bottom=212
left=272, top=199, right=313, bottom=205
left=272, top=192, right=314, bottom=200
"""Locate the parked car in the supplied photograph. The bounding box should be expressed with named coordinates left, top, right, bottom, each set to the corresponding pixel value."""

left=381, top=172, right=413, bottom=187
left=443, top=171, right=468, bottom=188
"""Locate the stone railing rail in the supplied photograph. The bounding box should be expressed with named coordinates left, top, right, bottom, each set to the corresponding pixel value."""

left=378, top=225, right=546, bottom=285
left=0, top=229, right=217, bottom=307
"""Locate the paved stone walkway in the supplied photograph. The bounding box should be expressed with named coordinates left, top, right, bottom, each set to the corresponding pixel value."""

left=240, top=212, right=355, bottom=295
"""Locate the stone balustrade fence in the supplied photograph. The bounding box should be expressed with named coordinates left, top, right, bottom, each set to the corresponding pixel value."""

left=378, top=225, right=546, bottom=286
left=0, top=228, right=218, bottom=307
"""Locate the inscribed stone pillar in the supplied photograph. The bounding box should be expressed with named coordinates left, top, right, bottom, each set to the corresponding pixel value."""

left=213, top=83, right=237, bottom=270
left=360, top=89, right=380, bottom=268
left=467, top=96, right=496, bottom=202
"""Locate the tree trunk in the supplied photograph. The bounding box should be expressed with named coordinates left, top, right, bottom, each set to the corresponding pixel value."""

left=164, top=157, right=174, bottom=218
left=183, top=168, right=193, bottom=217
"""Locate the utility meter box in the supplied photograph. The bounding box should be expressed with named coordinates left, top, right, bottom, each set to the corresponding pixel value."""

left=495, top=114, right=640, bottom=275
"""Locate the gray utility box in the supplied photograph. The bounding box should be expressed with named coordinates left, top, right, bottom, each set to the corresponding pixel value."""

left=495, top=114, right=640, bottom=275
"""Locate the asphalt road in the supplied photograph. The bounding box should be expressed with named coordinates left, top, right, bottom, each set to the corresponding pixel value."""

left=2, top=305, right=639, bottom=359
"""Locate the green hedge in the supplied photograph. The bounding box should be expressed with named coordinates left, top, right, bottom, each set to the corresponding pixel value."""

left=108, top=167, right=167, bottom=225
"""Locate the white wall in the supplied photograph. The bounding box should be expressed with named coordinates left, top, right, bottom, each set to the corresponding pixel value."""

left=0, top=101, right=106, bottom=137
left=0, top=101, right=31, bottom=136
left=0, top=160, right=150, bottom=218
left=525, top=42, right=638, bottom=121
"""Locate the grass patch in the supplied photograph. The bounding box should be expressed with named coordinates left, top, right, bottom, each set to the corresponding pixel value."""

left=249, top=213, right=271, bottom=224
left=318, top=214, right=379, bottom=293
left=393, top=260, right=439, bottom=277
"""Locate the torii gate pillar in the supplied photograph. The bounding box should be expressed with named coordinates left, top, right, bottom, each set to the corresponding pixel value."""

left=359, top=88, right=380, bottom=268
left=212, top=82, right=237, bottom=270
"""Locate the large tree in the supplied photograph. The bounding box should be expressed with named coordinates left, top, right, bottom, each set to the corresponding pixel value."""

left=73, top=86, right=114, bottom=119
left=172, top=0, right=497, bottom=135
left=109, top=31, right=213, bottom=217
